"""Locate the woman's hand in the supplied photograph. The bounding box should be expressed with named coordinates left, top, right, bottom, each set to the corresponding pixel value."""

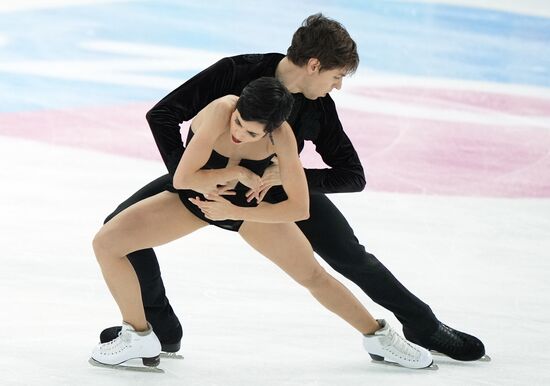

left=191, top=181, right=224, bottom=195
left=180, top=176, right=238, bottom=197
left=237, top=168, right=262, bottom=201
left=216, top=182, right=237, bottom=196
left=188, top=193, right=240, bottom=221
left=246, top=157, right=282, bottom=203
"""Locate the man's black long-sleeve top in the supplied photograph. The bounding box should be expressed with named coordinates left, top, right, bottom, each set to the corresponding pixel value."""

left=146, top=53, right=366, bottom=194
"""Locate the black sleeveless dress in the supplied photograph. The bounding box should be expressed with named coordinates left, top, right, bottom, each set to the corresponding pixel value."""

left=166, top=130, right=276, bottom=231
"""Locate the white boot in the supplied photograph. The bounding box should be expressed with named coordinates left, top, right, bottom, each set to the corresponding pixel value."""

left=363, top=320, right=434, bottom=369
left=91, top=322, right=161, bottom=367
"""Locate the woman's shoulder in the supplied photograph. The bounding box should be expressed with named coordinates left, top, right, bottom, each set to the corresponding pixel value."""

left=211, top=94, right=238, bottom=111
left=197, top=95, right=237, bottom=119
left=193, top=95, right=237, bottom=137
left=271, top=122, right=297, bottom=153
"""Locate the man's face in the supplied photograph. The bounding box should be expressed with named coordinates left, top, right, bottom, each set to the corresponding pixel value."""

left=304, top=67, right=346, bottom=100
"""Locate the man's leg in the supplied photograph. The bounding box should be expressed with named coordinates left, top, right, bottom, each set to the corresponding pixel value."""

left=296, top=193, right=438, bottom=333
left=101, top=174, right=182, bottom=350
left=296, top=193, right=485, bottom=361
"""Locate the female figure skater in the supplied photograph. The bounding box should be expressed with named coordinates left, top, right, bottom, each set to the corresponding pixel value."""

left=90, top=77, right=433, bottom=370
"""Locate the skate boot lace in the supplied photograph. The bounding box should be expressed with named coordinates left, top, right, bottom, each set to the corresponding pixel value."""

left=99, top=329, right=132, bottom=355
left=103, top=330, right=130, bottom=345
left=118, top=330, right=132, bottom=344
left=383, top=327, right=421, bottom=360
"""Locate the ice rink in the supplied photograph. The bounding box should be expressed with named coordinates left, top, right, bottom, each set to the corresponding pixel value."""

left=1, top=1, right=549, bottom=385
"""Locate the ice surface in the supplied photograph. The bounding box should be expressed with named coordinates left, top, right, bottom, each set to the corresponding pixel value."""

left=1, top=1, right=549, bottom=385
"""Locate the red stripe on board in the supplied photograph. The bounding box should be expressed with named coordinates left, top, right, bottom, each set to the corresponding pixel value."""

left=333, top=108, right=550, bottom=198
left=349, top=87, right=550, bottom=116
left=0, top=103, right=164, bottom=160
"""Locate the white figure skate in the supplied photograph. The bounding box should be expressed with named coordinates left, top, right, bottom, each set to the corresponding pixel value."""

left=89, top=322, right=163, bottom=373
left=363, top=320, right=437, bottom=370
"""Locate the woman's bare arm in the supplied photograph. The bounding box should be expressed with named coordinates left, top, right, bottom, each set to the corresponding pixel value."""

left=173, top=97, right=247, bottom=193
left=234, top=122, right=309, bottom=222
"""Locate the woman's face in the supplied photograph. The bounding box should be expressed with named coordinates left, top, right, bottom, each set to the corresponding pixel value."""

left=229, top=109, right=267, bottom=145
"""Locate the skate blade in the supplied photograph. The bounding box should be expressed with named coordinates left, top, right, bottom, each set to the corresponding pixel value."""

left=160, top=352, right=184, bottom=360
left=88, top=358, right=165, bottom=373
left=371, top=359, right=439, bottom=371
left=431, top=351, right=492, bottom=362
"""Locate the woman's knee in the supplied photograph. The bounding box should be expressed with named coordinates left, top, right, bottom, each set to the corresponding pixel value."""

left=103, top=208, right=119, bottom=225
left=294, top=266, right=329, bottom=289
left=92, top=226, right=119, bottom=261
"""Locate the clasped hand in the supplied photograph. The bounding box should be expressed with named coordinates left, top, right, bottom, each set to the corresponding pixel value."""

left=245, top=157, right=282, bottom=203
left=188, top=193, right=238, bottom=221
left=189, top=165, right=269, bottom=220
left=190, top=160, right=281, bottom=220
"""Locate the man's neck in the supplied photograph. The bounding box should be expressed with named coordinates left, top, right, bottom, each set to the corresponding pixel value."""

left=275, top=57, right=307, bottom=94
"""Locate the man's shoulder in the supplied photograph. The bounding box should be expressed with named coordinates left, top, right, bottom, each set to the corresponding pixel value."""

left=219, top=53, right=284, bottom=92
left=229, top=52, right=284, bottom=66
left=230, top=52, right=285, bottom=73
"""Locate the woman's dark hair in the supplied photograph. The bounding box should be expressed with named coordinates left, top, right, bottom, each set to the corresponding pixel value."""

left=236, top=77, right=293, bottom=138
left=287, top=13, right=359, bottom=74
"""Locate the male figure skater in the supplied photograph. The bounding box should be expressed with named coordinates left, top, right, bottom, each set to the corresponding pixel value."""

left=100, top=13, right=486, bottom=361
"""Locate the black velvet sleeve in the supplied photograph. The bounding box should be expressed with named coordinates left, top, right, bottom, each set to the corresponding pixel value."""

left=305, top=95, right=366, bottom=194
left=145, top=57, right=236, bottom=175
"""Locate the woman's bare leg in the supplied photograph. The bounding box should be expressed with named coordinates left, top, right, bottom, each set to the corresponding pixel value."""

left=239, top=221, right=379, bottom=334
left=92, top=191, right=207, bottom=331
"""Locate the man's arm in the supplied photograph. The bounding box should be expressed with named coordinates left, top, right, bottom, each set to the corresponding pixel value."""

left=146, top=57, right=236, bottom=175
left=305, top=95, right=366, bottom=194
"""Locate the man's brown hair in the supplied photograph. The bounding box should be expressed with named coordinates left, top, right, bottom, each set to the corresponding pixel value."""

left=287, top=13, right=359, bottom=74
